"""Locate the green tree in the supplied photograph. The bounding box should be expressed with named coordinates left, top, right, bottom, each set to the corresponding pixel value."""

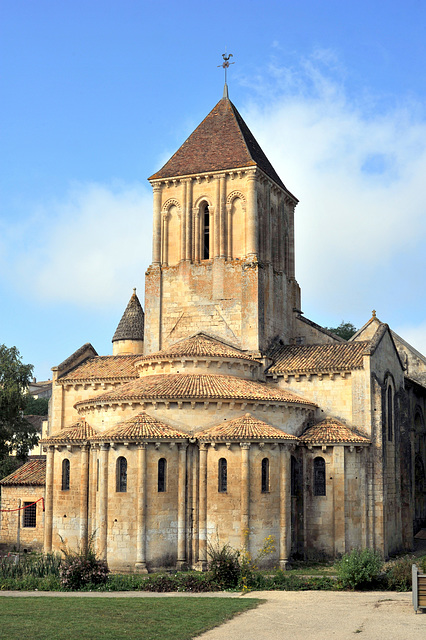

left=326, top=321, right=357, bottom=340
left=0, top=345, right=39, bottom=478
left=23, top=395, right=49, bottom=416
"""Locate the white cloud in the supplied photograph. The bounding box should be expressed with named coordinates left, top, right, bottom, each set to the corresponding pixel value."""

left=241, top=52, right=426, bottom=327
left=1, top=182, right=152, bottom=308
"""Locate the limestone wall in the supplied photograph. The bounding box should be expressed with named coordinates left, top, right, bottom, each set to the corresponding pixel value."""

left=0, top=486, right=44, bottom=550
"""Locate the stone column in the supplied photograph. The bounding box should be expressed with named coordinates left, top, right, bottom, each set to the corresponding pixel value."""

left=194, top=208, right=200, bottom=263
left=288, top=200, right=296, bottom=279
left=43, top=446, right=55, bottom=553
left=214, top=178, right=220, bottom=258
left=219, top=173, right=226, bottom=258
left=279, top=444, right=291, bottom=569
left=185, top=179, right=192, bottom=261
left=152, top=183, right=162, bottom=264
left=240, top=443, right=251, bottom=551
left=177, top=443, right=188, bottom=569
left=135, top=443, right=148, bottom=573
left=79, top=444, right=89, bottom=553
left=161, top=213, right=168, bottom=266
left=181, top=182, right=186, bottom=262
left=198, top=443, right=208, bottom=569
left=226, top=203, right=232, bottom=259
left=359, top=447, right=368, bottom=548
left=98, top=444, right=109, bottom=562
left=333, top=445, right=346, bottom=556
left=246, top=170, right=258, bottom=258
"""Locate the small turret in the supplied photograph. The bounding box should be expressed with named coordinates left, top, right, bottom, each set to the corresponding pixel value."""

left=112, top=288, right=144, bottom=355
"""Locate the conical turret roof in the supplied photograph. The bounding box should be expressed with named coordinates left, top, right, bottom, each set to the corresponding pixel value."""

left=112, top=289, right=144, bottom=343
left=149, top=97, right=295, bottom=197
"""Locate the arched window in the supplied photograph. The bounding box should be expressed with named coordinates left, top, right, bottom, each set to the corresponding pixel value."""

left=203, top=204, right=210, bottom=259
left=218, top=458, right=227, bottom=493
left=62, top=459, right=70, bottom=491
left=158, top=458, right=167, bottom=492
left=313, top=457, right=326, bottom=496
left=387, top=384, right=393, bottom=442
left=116, top=456, right=127, bottom=493
left=261, top=458, right=270, bottom=493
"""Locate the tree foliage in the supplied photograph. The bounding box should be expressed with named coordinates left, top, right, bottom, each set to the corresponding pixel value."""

left=23, top=395, right=49, bottom=416
left=326, top=321, right=357, bottom=341
left=0, top=344, right=39, bottom=476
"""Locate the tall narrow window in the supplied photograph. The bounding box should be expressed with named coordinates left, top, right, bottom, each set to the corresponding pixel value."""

left=291, top=455, right=299, bottom=497
left=218, top=458, right=227, bottom=493
left=313, top=457, right=326, bottom=496
left=23, top=502, right=37, bottom=528
left=116, top=456, right=127, bottom=492
left=203, top=204, right=210, bottom=259
left=158, top=458, right=166, bottom=492
left=261, top=458, right=270, bottom=493
left=387, top=385, right=393, bottom=442
left=62, top=459, right=70, bottom=491
left=96, top=459, right=99, bottom=492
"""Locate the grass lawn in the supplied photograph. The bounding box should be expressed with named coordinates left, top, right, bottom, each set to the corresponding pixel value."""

left=0, top=596, right=262, bottom=640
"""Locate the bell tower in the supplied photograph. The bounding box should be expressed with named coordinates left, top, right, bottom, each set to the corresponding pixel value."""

left=144, top=95, right=300, bottom=355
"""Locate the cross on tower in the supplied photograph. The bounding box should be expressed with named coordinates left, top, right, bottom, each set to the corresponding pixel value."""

left=218, top=51, right=235, bottom=93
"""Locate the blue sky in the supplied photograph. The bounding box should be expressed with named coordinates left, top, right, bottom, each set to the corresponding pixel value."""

left=2, top=0, right=426, bottom=379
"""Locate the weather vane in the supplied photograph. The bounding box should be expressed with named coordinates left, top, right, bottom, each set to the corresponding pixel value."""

left=218, top=50, right=235, bottom=87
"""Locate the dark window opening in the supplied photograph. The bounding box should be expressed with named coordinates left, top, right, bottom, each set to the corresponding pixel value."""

left=387, top=385, right=393, bottom=442
left=314, top=457, right=326, bottom=496
left=96, top=459, right=99, bottom=492
left=62, top=459, right=70, bottom=491
left=23, top=502, right=37, bottom=528
left=218, top=458, right=227, bottom=492
left=116, top=456, right=127, bottom=492
left=291, top=455, right=300, bottom=497
left=158, top=458, right=167, bottom=492
left=261, top=458, right=269, bottom=493
left=203, top=204, right=210, bottom=259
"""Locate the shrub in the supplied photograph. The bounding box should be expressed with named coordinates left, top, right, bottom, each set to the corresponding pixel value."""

left=419, top=555, right=426, bottom=573
left=337, top=548, right=383, bottom=590
left=207, top=542, right=241, bottom=589
left=385, top=555, right=415, bottom=591
left=59, top=543, right=109, bottom=591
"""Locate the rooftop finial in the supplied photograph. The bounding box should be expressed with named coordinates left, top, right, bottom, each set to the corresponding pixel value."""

left=218, top=49, right=234, bottom=98
left=372, top=309, right=376, bottom=318
left=133, top=288, right=137, bottom=295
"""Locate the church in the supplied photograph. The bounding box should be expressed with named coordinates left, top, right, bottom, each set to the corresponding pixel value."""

left=2, top=83, right=426, bottom=572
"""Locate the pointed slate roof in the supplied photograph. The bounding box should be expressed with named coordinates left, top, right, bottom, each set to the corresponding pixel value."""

left=138, top=333, right=256, bottom=362
left=149, top=98, right=294, bottom=195
left=0, top=459, right=46, bottom=486
left=90, top=412, right=187, bottom=441
left=198, top=413, right=298, bottom=441
left=299, top=418, right=370, bottom=445
left=40, top=420, right=98, bottom=444
left=112, top=289, right=144, bottom=343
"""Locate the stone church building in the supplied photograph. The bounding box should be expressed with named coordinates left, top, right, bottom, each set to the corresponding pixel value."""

left=2, top=87, right=426, bottom=571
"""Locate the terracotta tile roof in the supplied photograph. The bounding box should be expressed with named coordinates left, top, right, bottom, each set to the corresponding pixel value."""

left=91, top=412, right=187, bottom=441
left=40, top=421, right=98, bottom=444
left=267, top=342, right=370, bottom=375
left=139, top=333, right=256, bottom=362
left=112, top=289, right=144, bottom=343
left=0, top=458, right=46, bottom=486
left=75, top=374, right=316, bottom=407
left=58, top=355, right=140, bottom=383
left=300, top=418, right=370, bottom=444
left=198, top=413, right=298, bottom=441
left=149, top=98, right=294, bottom=195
